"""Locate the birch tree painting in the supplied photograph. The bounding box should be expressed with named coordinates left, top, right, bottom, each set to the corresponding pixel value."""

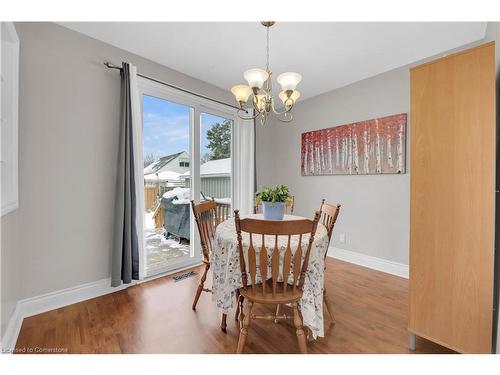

left=300, top=113, right=407, bottom=175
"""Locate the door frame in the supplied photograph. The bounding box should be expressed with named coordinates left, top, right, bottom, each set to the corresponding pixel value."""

left=199, top=105, right=236, bottom=214
left=136, top=77, right=237, bottom=279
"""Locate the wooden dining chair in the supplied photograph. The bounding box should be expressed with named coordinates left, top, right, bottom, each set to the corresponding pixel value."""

left=234, top=210, right=321, bottom=354
left=318, top=199, right=341, bottom=324
left=254, top=195, right=295, bottom=215
left=190, top=199, right=228, bottom=332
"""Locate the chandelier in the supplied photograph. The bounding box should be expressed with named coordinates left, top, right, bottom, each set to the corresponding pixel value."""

left=231, top=21, right=302, bottom=125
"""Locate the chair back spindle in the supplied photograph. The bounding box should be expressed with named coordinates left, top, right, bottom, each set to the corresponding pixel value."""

left=234, top=210, right=321, bottom=299
left=235, top=211, right=248, bottom=289
left=191, top=199, right=218, bottom=261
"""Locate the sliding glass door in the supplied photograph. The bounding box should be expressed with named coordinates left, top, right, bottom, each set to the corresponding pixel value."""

left=142, top=94, right=193, bottom=276
left=137, top=78, right=235, bottom=278
left=199, top=112, right=233, bottom=216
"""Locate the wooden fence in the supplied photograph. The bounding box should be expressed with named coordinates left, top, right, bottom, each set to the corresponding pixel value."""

left=152, top=201, right=231, bottom=230
left=145, top=186, right=159, bottom=211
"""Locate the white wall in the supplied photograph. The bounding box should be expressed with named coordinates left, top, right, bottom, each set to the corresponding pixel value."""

left=0, top=22, right=234, bottom=337
left=255, top=38, right=497, bottom=267
left=255, top=119, right=276, bottom=188
left=255, top=23, right=500, bottom=352
left=258, top=67, right=410, bottom=265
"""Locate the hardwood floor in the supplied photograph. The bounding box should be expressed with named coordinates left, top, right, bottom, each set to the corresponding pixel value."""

left=15, top=258, right=454, bottom=354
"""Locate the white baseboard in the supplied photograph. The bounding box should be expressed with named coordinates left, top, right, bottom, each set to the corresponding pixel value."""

left=18, top=278, right=131, bottom=320
left=1, top=277, right=128, bottom=353
left=1, top=304, right=22, bottom=354
left=328, top=246, right=409, bottom=279
left=1, top=262, right=203, bottom=353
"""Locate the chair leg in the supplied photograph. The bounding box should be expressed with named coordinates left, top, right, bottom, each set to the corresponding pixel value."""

left=235, top=291, right=241, bottom=321
left=237, top=295, right=245, bottom=329
left=323, top=288, right=336, bottom=324
left=192, top=261, right=209, bottom=310
left=220, top=313, right=227, bottom=333
left=236, top=301, right=253, bottom=354
left=292, top=302, right=307, bottom=354
left=274, top=304, right=281, bottom=323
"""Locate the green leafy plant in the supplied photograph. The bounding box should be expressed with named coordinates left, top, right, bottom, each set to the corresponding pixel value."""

left=256, top=184, right=291, bottom=204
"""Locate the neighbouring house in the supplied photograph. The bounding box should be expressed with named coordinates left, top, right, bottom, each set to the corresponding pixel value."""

left=144, top=151, right=189, bottom=209
left=144, top=151, right=189, bottom=188
left=183, top=157, right=231, bottom=199
left=144, top=151, right=190, bottom=175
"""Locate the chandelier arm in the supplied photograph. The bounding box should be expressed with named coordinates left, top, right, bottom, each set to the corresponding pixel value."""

left=251, top=95, right=268, bottom=115
left=275, top=112, right=294, bottom=123
left=271, top=105, right=289, bottom=116
left=270, top=99, right=294, bottom=115
left=236, top=107, right=261, bottom=121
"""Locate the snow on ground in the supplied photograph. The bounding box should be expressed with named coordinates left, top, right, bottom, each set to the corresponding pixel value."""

left=144, top=211, right=155, bottom=230
left=144, top=210, right=190, bottom=271
left=162, top=187, right=190, bottom=200
left=145, top=228, right=190, bottom=270
left=214, top=197, right=231, bottom=204
left=144, top=170, right=180, bottom=182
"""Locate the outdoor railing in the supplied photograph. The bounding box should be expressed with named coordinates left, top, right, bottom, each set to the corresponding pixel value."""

left=151, top=199, right=231, bottom=230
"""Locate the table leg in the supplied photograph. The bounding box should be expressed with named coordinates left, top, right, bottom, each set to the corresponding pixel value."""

left=220, top=313, right=227, bottom=333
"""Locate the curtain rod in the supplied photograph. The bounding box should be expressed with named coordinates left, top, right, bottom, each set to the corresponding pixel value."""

left=104, top=62, right=243, bottom=112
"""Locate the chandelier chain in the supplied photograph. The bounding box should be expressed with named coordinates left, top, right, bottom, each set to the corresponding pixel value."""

left=266, top=25, right=270, bottom=71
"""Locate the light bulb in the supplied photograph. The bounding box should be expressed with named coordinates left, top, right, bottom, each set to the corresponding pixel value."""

left=243, top=68, right=269, bottom=90
left=231, top=84, right=253, bottom=105
left=277, top=72, right=302, bottom=91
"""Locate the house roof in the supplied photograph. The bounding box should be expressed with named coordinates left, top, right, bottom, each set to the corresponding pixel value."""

left=144, top=170, right=181, bottom=182
left=143, top=151, right=186, bottom=174
left=182, top=157, right=230, bottom=178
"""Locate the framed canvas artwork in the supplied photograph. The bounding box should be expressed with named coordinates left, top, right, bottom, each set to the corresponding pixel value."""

left=301, top=113, right=407, bottom=176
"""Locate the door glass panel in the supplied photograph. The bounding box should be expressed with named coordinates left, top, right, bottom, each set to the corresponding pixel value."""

left=142, top=94, right=192, bottom=276
left=199, top=113, right=233, bottom=220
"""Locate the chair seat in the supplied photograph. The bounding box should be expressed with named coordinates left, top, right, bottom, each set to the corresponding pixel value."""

left=239, top=280, right=303, bottom=304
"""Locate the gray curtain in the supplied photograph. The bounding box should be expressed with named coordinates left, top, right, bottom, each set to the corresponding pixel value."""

left=111, top=62, right=139, bottom=287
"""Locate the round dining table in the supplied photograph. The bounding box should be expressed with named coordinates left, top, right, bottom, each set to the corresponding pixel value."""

left=211, top=213, right=330, bottom=339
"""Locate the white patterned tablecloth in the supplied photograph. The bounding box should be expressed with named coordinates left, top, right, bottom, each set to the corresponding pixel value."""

left=211, top=214, right=329, bottom=339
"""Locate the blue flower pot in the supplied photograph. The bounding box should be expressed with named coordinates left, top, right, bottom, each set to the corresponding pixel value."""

left=262, top=201, right=286, bottom=220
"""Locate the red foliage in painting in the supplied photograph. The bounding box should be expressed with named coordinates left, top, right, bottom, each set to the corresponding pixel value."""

left=301, top=113, right=407, bottom=176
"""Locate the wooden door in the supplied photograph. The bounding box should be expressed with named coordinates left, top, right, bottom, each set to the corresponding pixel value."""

left=409, top=42, right=495, bottom=353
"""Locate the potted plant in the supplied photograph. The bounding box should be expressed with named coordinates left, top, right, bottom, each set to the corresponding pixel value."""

left=255, top=184, right=292, bottom=220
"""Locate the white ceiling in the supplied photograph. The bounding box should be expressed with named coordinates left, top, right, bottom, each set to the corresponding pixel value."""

left=58, top=22, right=487, bottom=100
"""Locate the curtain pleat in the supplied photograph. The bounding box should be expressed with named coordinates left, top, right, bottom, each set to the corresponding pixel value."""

left=111, top=62, right=140, bottom=287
